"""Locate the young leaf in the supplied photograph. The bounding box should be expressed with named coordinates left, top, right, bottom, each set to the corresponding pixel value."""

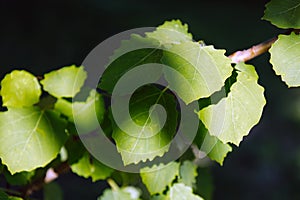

left=169, top=183, right=203, bottom=200
left=194, top=122, right=232, bottom=165
left=146, top=19, right=193, bottom=48
left=112, top=86, right=178, bottom=165
left=140, top=162, right=180, bottom=195
left=99, top=186, right=141, bottom=200
left=71, top=152, right=113, bottom=182
left=55, top=90, right=105, bottom=134
left=199, top=63, right=266, bottom=146
left=41, top=65, right=87, bottom=98
left=0, top=107, right=68, bottom=174
left=162, top=42, right=233, bottom=104
left=0, top=70, right=41, bottom=108
left=263, top=0, right=300, bottom=29
left=179, top=161, right=198, bottom=188
left=269, top=33, right=300, bottom=87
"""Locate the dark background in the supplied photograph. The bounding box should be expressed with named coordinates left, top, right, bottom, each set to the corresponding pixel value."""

left=1, top=0, right=300, bottom=199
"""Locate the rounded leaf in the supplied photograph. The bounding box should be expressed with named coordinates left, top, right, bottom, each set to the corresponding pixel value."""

left=1, top=70, right=41, bottom=107
left=41, top=65, right=87, bottom=98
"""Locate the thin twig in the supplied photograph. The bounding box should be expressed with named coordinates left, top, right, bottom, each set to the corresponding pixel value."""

left=228, top=36, right=278, bottom=63
left=228, top=29, right=299, bottom=63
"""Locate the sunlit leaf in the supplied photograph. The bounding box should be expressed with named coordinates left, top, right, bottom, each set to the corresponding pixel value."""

left=269, top=33, right=300, bottom=87
left=0, top=70, right=41, bottom=107
left=71, top=152, right=113, bottom=182
left=199, top=63, right=266, bottom=145
left=140, top=162, right=179, bottom=195
left=0, top=107, right=67, bottom=174
left=41, top=65, right=87, bottom=98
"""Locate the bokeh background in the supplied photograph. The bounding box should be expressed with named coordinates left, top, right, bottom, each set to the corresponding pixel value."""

left=1, top=0, right=300, bottom=199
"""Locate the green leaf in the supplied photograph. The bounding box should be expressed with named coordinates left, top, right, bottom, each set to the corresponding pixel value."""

left=55, top=90, right=105, bottom=134
left=179, top=161, right=198, bottom=188
left=41, top=65, right=87, bottom=98
left=99, top=186, right=141, bottom=200
left=269, top=33, right=300, bottom=87
left=3, top=170, right=35, bottom=186
left=140, top=162, right=180, bottom=195
left=169, top=183, right=203, bottom=200
left=194, top=122, right=232, bottom=165
left=0, top=190, right=23, bottom=200
left=162, top=41, right=233, bottom=104
left=263, top=0, right=300, bottom=29
left=99, top=34, right=162, bottom=93
left=71, top=152, right=113, bottom=182
left=146, top=20, right=192, bottom=48
left=199, top=63, right=266, bottom=145
left=0, top=107, right=68, bottom=174
left=44, top=182, right=63, bottom=200
left=151, top=195, right=169, bottom=200
left=195, top=167, right=213, bottom=200
left=112, top=86, right=178, bottom=165
left=0, top=70, right=41, bottom=107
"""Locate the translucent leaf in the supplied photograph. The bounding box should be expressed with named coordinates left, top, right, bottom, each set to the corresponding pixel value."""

left=199, top=63, right=266, bottom=145
left=263, top=0, right=300, bottom=29
left=146, top=19, right=193, bottom=48
left=162, top=42, right=233, bottom=104
left=98, top=35, right=162, bottom=93
left=41, top=65, right=87, bottom=98
left=0, top=70, right=41, bottom=107
left=71, top=152, right=113, bottom=182
left=194, top=122, right=232, bottom=165
left=99, top=186, right=141, bottom=200
left=269, top=33, right=300, bottom=87
left=179, top=161, right=198, bottom=188
left=0, top=107, right=68, bottom=174
left=140, top=162, right=180, bottom=195
left=169, top=183, right=203, bottom=200
left=44, top=182, right=63, bottom=200
left=112, top=86, right=178, bottom=165
left=55, top=90, right=105, bottom=134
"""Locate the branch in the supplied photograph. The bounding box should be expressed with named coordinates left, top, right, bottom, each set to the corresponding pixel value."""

left=22, top=162, right=70, bottom=197
left=228, top=29, right=299, bottom=63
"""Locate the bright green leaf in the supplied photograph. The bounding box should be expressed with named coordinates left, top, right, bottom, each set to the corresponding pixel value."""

left=199, top=63, right=266, bottom=145
left=71, top=152, right=113, bottom=182
left=98, top=186, right=141, bottom=200
left=0, top=70, right=41, bottom=107
left=269, top=33, right=300, bottom=87
left=162, top=42, right=233, bottom=104
left=0, top=107, right=68, bottom=174
left=112, top=86, right=178, bottom=165
left=263, top=0, right=300, bottom=29
left=179, top=161, right=198, bottom=188
left=140, top=162, right=180, bottom=195
left=169, top=183, right=203, bottom=200
left=55, top=90, right=105, bottom=134
left=194, top=122, right=232, bottom=165
left=41, top=65, right=87, bottom=98
left=146, top=20, right=192, bottom=48
left=151, top=195, right=169, bottom=200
